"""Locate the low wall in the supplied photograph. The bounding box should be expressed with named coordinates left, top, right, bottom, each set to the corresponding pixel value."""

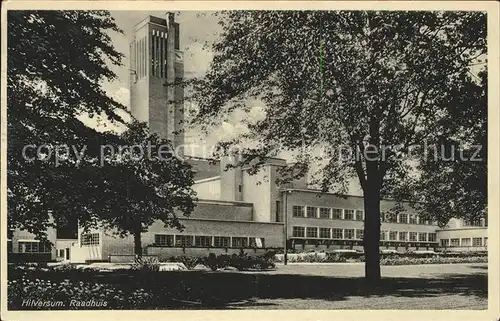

left=109, top=255, right=159, bottom=263
left=146, top=246, right=271, bottom=259
left=438, top=246, right=488, bottom=252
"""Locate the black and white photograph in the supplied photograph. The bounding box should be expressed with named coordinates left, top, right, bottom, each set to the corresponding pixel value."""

left=1, top=1, right=498, bottom=319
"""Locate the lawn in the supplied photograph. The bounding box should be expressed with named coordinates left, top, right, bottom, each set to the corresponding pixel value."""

left=236, top=263, right=487, bottom=309
left=7, top=263, right=487, bottom=310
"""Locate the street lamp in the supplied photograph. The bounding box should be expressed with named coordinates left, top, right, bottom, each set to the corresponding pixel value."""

left=282, top=189, right=292, bottom=265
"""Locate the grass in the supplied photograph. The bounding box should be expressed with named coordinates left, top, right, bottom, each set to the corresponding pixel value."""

left=8, top=263, right=487, bottom=310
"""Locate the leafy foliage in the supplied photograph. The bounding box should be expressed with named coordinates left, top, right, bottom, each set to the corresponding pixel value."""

left=92, top=121, right=197, bottom=255
left=398, top=71, right=487, bottom=227
left=192, top=10, right=487, bottom=281
left=7, top=11, right=198, bottom=250
left=7, top=10, right=127, bottom=238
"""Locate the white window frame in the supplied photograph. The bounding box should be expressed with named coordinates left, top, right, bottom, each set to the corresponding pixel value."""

left=81, top=233, right=100, bottom=246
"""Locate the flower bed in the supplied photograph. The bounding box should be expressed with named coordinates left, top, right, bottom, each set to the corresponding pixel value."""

left=272, top=251, right=487, bottom=264
left=167, top=252, right=276, bottom=271
left=380, top=255, right=487, bottom=266
left=7, top=263, right=270, bottom=310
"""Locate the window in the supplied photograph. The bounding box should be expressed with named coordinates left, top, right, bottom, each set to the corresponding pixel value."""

left=472, top=237, right=483, bottom=247
left=306, top=227, right=318, bottom=238
left=195, top=236, right=211, bottom=247
left=428, top=233, right=437, bottom=242
left=155, top=234, right=174, bottom=246
left=18, top=241, right=52, bottom=253
left=386, top=213, right=398, bottom=223
left=332, top=228, right=343, bottom=239
left=380, top=212, right=387, bottom=223
left=484, top=237, right=488, bottom=247
left=319, top=228, right=330, bottom=239
left=250, top=237, right=265, bottom=248
left=176, top=235, right=193, bottom=247
left=238, top=185, right=242, bottom=193
left=450, top=238, right=460, bottom=247
left=58, top=249, right=65, bottom=257
left=355, top=210, right=364, bottom=221
left=232, top=237, right=248, bottom=248
left=399, top=214, right=408, bottom=224
left=389, top=231, right=397, bottom=241
left=464, top=219, right=482, bottom=227
left=275, top=201, right=281, bottom=222
left=214, top=236, right=230, bottom=247
left=409, top=232, right=418, bottom=242
left=418, top=233, right=427, bottom=242
left=409, top=215, right=418, bottom=224
left=356, top=229, right=364, bottom=240
left=484, top=216, right=488, bottom=227
left=332, top=209, right=343, bottom=220
left=344, top=229, right=355, bottom=239
left=441, top=239, right=450, bottom=247
left=319, top=208, right=330, bottom=219
left=399, top=232, right=408, bottom=242
left=293, top=226, right=305, bottom=237
left=344, top=209, right=355, bottom=220
left=461, top=238, right=472, bottom=247
left=418, top=217, right=428, bottom=225
left=81, top=233, right=99, bottom=246
left=380, top=231, right=387, bottom=241
left=292, top=205, right=306, bottom=218
left=307, top=206, right=318, bottom=218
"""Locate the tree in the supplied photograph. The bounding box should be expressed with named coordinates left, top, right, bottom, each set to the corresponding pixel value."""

left=7, top=10, right=127, bottom=238
left=88, top=121, right=197, bottom=257
left=192, top=11, right=487, bottom=283
left=399, top=71, right=487, bottom=227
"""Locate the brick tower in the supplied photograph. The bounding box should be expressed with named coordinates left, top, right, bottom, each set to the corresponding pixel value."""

left=129, top=12, right=184, bottom=155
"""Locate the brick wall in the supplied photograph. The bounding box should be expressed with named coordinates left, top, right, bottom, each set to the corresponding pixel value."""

left=100, top=219, right=283, bottom=259
left=192, top=201, right=253, bottom=221
left=147, top=247, right=271, bottom=259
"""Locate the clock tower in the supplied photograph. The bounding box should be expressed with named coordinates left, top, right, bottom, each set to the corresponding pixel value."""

left=129, top=12, right=184, bottom=155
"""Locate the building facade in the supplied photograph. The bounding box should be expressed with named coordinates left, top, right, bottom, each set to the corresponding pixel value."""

left=129, top=13, right=184, bottom=151
left=436, top=218, right=488, bottom=252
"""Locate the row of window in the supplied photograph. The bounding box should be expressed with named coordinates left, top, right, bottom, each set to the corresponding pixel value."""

left=381, top=230, right=437, bottom=242
left=292, top=226, right=437, bottom=242
left=17, top=241, right=52, bottom=253
left=292, top=206, right=365, bottom=221
left=463, top=218, right=488, bottom=227
left=440, top=237, right=488, bottom=247
left=291, top=205, right=436, bottom=225
left=154, top=234, right=266, bottom=248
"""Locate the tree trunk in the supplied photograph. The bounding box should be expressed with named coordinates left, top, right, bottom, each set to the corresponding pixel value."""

left=363, top=181, right=382, bottom=285
left=133, top=228, right=142, bottom=258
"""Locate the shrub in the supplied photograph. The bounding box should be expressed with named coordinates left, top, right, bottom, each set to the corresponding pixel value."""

left=131, top=256, right=160, bottom=271
left=166, top=256, right=202, bottom=269
left=380, top=255, right=487, bottom=266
